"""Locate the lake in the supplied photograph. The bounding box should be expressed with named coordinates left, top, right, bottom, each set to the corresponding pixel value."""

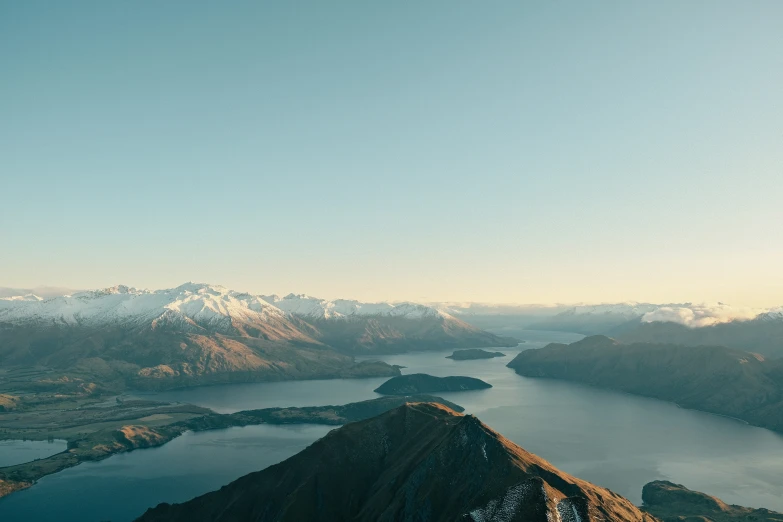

left=0, top=439, right=67, bottom=467
left=2, top=329, right=783, bottom=521
left=0, top=424, right=333, bottom=522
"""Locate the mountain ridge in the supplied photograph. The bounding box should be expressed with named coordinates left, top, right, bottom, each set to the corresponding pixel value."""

left=135, top=402, right=656, bottom=522
left=507, top=336, right=783, bottom=433
left=0, top=283, right=513, bottom=394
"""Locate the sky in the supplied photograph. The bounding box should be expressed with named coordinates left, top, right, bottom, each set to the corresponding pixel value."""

left=1, top=1, right=782, bottom=306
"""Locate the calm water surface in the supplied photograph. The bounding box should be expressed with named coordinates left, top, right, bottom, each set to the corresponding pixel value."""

left=2, top=330, right=783, bottom=521
left=0, top=424, right=332, bottom=522
left=0, top=439, right=67, bottom=467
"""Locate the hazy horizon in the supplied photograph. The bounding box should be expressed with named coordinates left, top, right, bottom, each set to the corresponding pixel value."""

left=4, top=4, right=783, bottom=521
left=0, top=281, right=779, bottom=314
left=3, top=2, right=782, bottom=307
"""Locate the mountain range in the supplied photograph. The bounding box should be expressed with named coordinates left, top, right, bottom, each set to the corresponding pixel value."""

left=448, top=302, right=783, bottom=361
left=0, top=283, right=515, bottom=392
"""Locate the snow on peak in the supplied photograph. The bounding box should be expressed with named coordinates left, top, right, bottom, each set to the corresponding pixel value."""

left=174, top=282, right=229, bottom=295
left=0, top=282, right=451, bottom=329
left=261, top=294, right=446, bottom=320
left=755, top=307, right=783, bottom=322
left=0, top=283, right=285, bottom=329
left=283, top=293, right=311, bottom=300
left=0, top=294, right=43, bottom=302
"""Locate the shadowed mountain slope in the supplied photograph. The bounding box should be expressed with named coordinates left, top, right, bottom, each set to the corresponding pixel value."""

left=642, top=481, right=783, bottom=521
left=136, top=403, right=655, bottom=522
left=612, top=316, right=783, bottom=359
left=507, top=335, right=783, bottom=433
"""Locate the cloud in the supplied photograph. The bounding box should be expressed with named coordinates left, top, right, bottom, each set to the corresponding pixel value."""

left=641, top=304, right=762, bottom=327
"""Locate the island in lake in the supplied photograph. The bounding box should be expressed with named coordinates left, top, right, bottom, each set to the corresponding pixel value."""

left=373, top=373, right=492, bottom=395
left=446, top=348, right=506, bottom=360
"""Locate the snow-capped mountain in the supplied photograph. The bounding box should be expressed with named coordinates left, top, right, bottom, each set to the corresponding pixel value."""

left=0, top=286, right=78, bottom=299
left=261, top=293, right=445, bottom=320
left=0, top=283, right=289, bottom=333
left=5, top=286, right=777, bottom=335
left=253, top=293, right=515, bottom=355
left=0, top=283, right=408, bottom=390
left=0, top=294, right=43, bottom=303
left=0, top=283, right=450, bottom=329
left=0, top=283, right=515, bottom=390
left=504, top=301, right=783, bottom=336
left=756, top=307, right=783, bottom=322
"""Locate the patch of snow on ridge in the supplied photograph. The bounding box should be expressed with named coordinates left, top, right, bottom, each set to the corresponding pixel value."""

left=556, top=499, right=583, bottom=522
left=468, top=481, right=536, bottom=522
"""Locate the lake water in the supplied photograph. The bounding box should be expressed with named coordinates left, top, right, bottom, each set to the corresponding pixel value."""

left=0, top=439, right=68, bottom=467
left=2, top=329, right=783, bottom=521
left=0, top=424, right=332, bottom=522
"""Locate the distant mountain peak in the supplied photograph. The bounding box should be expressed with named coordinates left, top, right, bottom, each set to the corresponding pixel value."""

left=0, top=282, right=285, bottom=329
left=0, top=294, right=43, bottom=302
left=173, top=282, right=229, bottom=294
left=261, top=293, right=447, bottom=320
left=282, top=292, right=311, bottom=300
left=757, top=307, right=783, bottom=322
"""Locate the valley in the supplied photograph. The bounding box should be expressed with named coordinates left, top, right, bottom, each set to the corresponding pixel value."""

left=4, top=291, right=783, bottom=520
left=4, top=335, right=783, bottom=521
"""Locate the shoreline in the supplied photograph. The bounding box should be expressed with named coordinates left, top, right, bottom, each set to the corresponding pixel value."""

left=509, top=371, right=781, bottom=436
left=0, top=395, right=462, bottom=500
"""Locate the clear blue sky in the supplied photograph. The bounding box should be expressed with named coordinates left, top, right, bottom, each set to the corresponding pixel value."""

left=2, top=1, right=782, bottom=305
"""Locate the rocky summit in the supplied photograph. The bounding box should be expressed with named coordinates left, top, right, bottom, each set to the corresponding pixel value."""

left=136, top=403, right=655, bottom=522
